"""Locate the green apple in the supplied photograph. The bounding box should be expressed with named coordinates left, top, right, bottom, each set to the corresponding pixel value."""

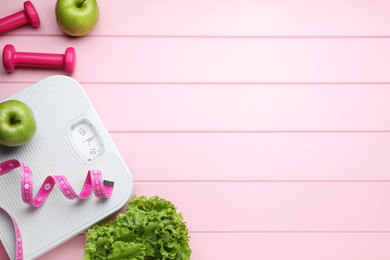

left=55, top=0, right=99, bottom=37
left=0, top=100, right=37, bottom=147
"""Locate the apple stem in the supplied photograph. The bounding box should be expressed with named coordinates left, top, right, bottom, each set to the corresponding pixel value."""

left=11, top=118, right=21, bottom=124
left=78, top=0, right=87, bottom=7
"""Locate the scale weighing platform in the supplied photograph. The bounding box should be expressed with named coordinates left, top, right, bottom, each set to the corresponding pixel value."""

left=0, top=76, right=133, bottom=259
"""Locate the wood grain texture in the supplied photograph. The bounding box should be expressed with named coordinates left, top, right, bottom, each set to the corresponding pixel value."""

left=84, top=84, right=390, bottom=131
left=3, top=0, right=390, bottom=36
left=132, top=182, right=390, bottom=232
left=111, top=133, right=390, bottom=181
left=189, top=233, right=390, bottom=260
left=0, top=0, right=389, bottom=259
left=0, top=37, right=389, bottom=83
left=8, top=232, right=390, bottom=260
left=3, top=83, right=390, bottom=131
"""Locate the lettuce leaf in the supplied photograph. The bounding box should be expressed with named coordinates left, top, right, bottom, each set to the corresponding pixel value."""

left=84, top=196, right=191, bottom=260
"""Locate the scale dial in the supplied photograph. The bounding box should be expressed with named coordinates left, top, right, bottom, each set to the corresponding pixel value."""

left=70, top=119, right=104, bottom=161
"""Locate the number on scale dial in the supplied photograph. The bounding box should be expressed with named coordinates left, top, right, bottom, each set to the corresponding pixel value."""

left=70, top=119, right=104, bottom=161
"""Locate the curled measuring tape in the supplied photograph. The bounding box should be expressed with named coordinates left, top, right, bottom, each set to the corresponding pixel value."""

left=0, top=159, right=114, bottom=260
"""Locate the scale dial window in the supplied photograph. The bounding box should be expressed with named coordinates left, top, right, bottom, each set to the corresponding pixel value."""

left=70, top=119, right=104, bottom=161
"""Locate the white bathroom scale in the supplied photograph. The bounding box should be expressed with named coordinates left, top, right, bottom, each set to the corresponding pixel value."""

left=0, top=76, right=133, bottom=259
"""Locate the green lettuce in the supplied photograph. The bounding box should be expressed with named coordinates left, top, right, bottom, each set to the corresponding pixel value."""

left=83, top=196, right=191, bottom=260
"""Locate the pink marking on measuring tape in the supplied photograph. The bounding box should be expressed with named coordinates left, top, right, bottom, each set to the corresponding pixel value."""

left=0, top=159, right=114, bottom=260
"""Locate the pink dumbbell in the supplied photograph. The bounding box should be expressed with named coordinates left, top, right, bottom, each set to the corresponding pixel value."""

left=3, top=44, right=76, bottom=75
left=0, top=1, right=40, bottom=35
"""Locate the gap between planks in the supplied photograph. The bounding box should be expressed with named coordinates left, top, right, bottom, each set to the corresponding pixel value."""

left=6, top=34, right=390, bottom=39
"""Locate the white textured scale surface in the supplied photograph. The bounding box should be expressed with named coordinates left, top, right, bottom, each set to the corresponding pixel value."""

left=0, top=76, right=133, bottom=260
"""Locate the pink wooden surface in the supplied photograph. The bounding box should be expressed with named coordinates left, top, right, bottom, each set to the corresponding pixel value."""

left=1, top=0, right=390, bottom=259
left=1, top=37, right=390, bottom=83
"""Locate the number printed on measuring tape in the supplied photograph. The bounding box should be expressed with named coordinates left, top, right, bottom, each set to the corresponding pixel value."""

left=0, top=159, right=114, bottom=260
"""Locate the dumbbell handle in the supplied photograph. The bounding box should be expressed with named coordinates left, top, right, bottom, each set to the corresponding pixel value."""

left=0, top=1, right=40, bottom=35
left=14, top=52, right=67, bottom=68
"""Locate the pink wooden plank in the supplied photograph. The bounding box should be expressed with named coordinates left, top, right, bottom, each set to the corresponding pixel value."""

left=36, top=233, right=390, bottom=260
left=112, top=132, right=390, bottom=181
left=0, top=84, right=26, bottom=98
left=189, top=233, right=390, bottom=260
left=2, top=82, right=390, bottom=131
left=0, top=242, right=8, bottom=260
left=37, top=235, right=85, bottom=260
left=3, top=232, right=388, bottom=260
left=133, top=182, right=390, bottom=232
left=85, top=84, right=390, bottom=131
left=2, top=83, right=390, bottom=131
left=0, top=37, right=390, bottom=83
left=0, top=235, right=85, bottom=260
left=3, top=0, right=390, bottom=36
